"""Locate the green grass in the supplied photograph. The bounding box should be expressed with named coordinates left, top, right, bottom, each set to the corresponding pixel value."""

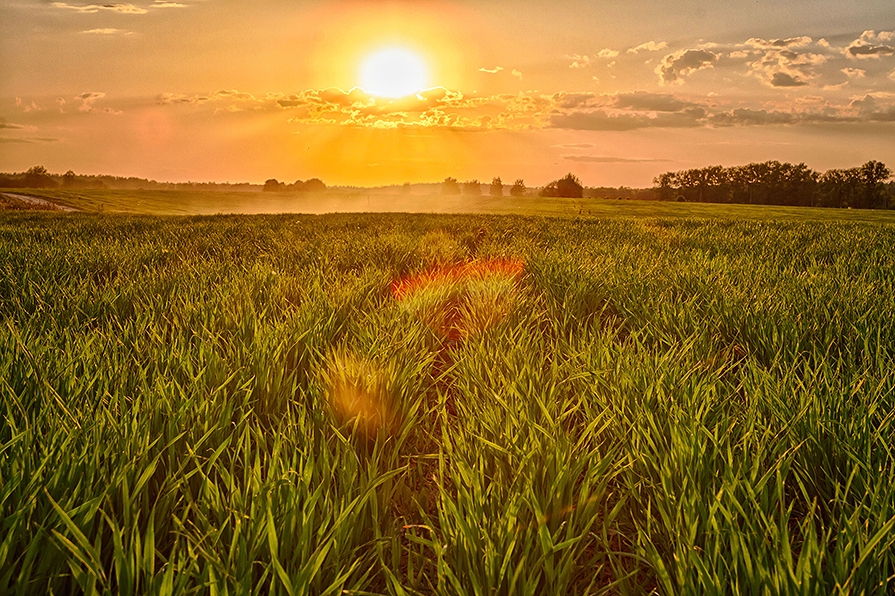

left=1, top=210, right=894, bottom=594
left=10, top=188, right=895, bottom=224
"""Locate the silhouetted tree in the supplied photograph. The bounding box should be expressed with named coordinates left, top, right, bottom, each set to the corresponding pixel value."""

left=860, top=160, right=892, bottom=209
left=510, top=179, right=526, bottom=196
left=442, top=177, right=460, bottom=195
left=23, top=165, right=57, bottom=189
left=402, top=182, right=412, bottom=194
left=304, top=178, right=326, bottom=193
left=62, top=170, right=77, bottom=188
left=541, top=173, right=583, bottom=198
left=463, top=180, right=482, bottom=196
left=490, top=177, right=503, bottom=197
left=263, top=178, right=283, bottom=192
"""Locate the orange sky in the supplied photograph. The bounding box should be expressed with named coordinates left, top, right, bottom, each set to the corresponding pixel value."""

left=1, top=0, right=894, bottom=187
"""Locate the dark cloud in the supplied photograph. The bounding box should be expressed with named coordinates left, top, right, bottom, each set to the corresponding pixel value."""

left=770, top=72, right=808, bottom=87
left=709, top=107, right=860, bottom=126
left=710, top=109, right=799, bottom=126
left=851, top=95, right=895, bottom=121
left=613, top=91, right=698, bottom=112
left=0, top=122, right=24, bottom=129
left=656, top=49, right=717, bottom=84
left=848, top=44, right=895, bottom=57
left=551, top=92, right=600, bottom=110
left=747, top=37, right=812, bottom=49
left=549, top=107, right=706, bottom=131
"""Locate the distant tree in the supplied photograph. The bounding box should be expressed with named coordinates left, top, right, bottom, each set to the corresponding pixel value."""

left=510, top=179, right=526, bottom=196
left=304, top=178, right=326, bottom=193
left=541, top=173, right=583, bottom=198
left=860, top=160, right=892, bottom=209
left=490, top=177, right=503, bottom=197
left=62, top=170, right=77, bottom=188
left=463, top=180, right=482, bottom=196
left=287, top=180, right=305, bottom=191
left=442, top=177, right=460, bottom=195
left=402, top=182, right=412, bottom=194
left=654, top=172, right=676, bottom=201
left=263, top=178, right=283, bottom=192
left=23, top=165, right=57, bottom=189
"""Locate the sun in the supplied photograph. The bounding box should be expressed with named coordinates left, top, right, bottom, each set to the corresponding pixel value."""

left=360, top=47, right=430, bottom=98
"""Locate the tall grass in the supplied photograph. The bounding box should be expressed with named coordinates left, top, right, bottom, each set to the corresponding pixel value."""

left=1, top=211, right=894, bottom=594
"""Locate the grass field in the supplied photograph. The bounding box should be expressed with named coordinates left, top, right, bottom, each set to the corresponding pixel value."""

left=2, top=207, right=895, bottom=594
left=10, top=188, right=895, bottom=224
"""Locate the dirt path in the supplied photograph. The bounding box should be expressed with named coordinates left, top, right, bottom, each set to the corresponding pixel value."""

left=1, top=193, right=79, bottom=212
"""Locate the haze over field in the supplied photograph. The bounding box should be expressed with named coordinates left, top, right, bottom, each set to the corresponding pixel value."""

left=1, top=0, right=893, bottom=187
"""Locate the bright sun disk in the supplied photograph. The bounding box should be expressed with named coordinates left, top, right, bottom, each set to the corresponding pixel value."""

left=360, top=47, right=429, bottom=98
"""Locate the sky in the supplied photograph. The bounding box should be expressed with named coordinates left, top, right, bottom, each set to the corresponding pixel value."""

left=1, top=0, right=894, bottom=187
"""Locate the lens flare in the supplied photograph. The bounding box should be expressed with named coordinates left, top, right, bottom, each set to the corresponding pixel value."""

left=392, top=259, right=525, bottom=341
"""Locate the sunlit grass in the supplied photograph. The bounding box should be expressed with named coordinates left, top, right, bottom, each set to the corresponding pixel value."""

left=1, top=211, right=894, bottom=594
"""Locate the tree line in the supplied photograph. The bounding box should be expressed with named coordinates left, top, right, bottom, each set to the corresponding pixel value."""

left=262, top=178, right=327, bottom=193
left=654, top=160, right=893, bottom=209
left=0, top=166, right=260, bottom=192
left=441, top=174, right=592, bottom=198
left=441, top=177, right=528, bottom=197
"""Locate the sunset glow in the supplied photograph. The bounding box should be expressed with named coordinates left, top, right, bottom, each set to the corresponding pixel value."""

left=0, top=1, right=893, bottom=187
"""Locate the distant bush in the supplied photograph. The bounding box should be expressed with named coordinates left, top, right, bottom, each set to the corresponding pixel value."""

left=263, top=179, right=284, bottom=192
left=463, top=180, right=482, bottom=196
left=540, top=173, right=583, bottom=198
left=510, top=179, right=526, bottom=197
left=490, top=177, right=503, bottom=197
left=442, top=177, right=460, bottom=195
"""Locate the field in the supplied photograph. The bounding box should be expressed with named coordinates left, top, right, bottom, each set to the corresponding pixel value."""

left=12, top=188, right=895, bottom=224
left=2, top=205, right=895, bottom=594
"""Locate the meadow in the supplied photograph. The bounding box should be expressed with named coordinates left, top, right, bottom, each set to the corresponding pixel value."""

left=14, top=187, right=895, bottom=224
left=2, top=205, right=895, bottom=595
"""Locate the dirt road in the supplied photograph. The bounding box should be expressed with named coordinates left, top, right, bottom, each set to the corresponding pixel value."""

left=1, top=193, right=79, bottom=212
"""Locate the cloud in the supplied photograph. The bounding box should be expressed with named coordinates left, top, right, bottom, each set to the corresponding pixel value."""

left=850, top=94, right=895, bottom=121
left=0, top=137, right=60, bottom=144
left=770, top=72, right=808, bottom=87
left=149, top=83, right=895, bottom=134
left=848, top=43, right=895, bottom=57
left=628, top=41, right=667, bottom=54
left=512, top=69, right=523, bottom=81
left=76, top=91, right=108, bottom=112
left=597, top=49, right=620, bottom=58
left=479, top=66, right=503, bottom=74
left=562, top=155, right=669, bottom=163
left=549, top=107, right=707, bottom=131
left=51, top=2, right=149, bottom=14
left=81, top=28, right=131, bottom=35
left=0, top=122, right=24, bottom=129
left=746, top=37, right=812, bottom=49
left=656, top=49, right=717, bottom=84
left=613, top=91, right=698, bottom=112
left=157, top=89, right=257, bottom=104
left=553, top=143, right=594, bottom=149
left=842, top=68, right=866, bottom=78
left=567, top=54, right=591, bottom=69
left=709, top=108, right=799, bottom=126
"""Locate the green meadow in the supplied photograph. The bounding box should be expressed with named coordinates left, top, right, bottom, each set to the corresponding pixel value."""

left=2, top=205, right=895, bottom=594
left=14, top=187, right=895, bottom=224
